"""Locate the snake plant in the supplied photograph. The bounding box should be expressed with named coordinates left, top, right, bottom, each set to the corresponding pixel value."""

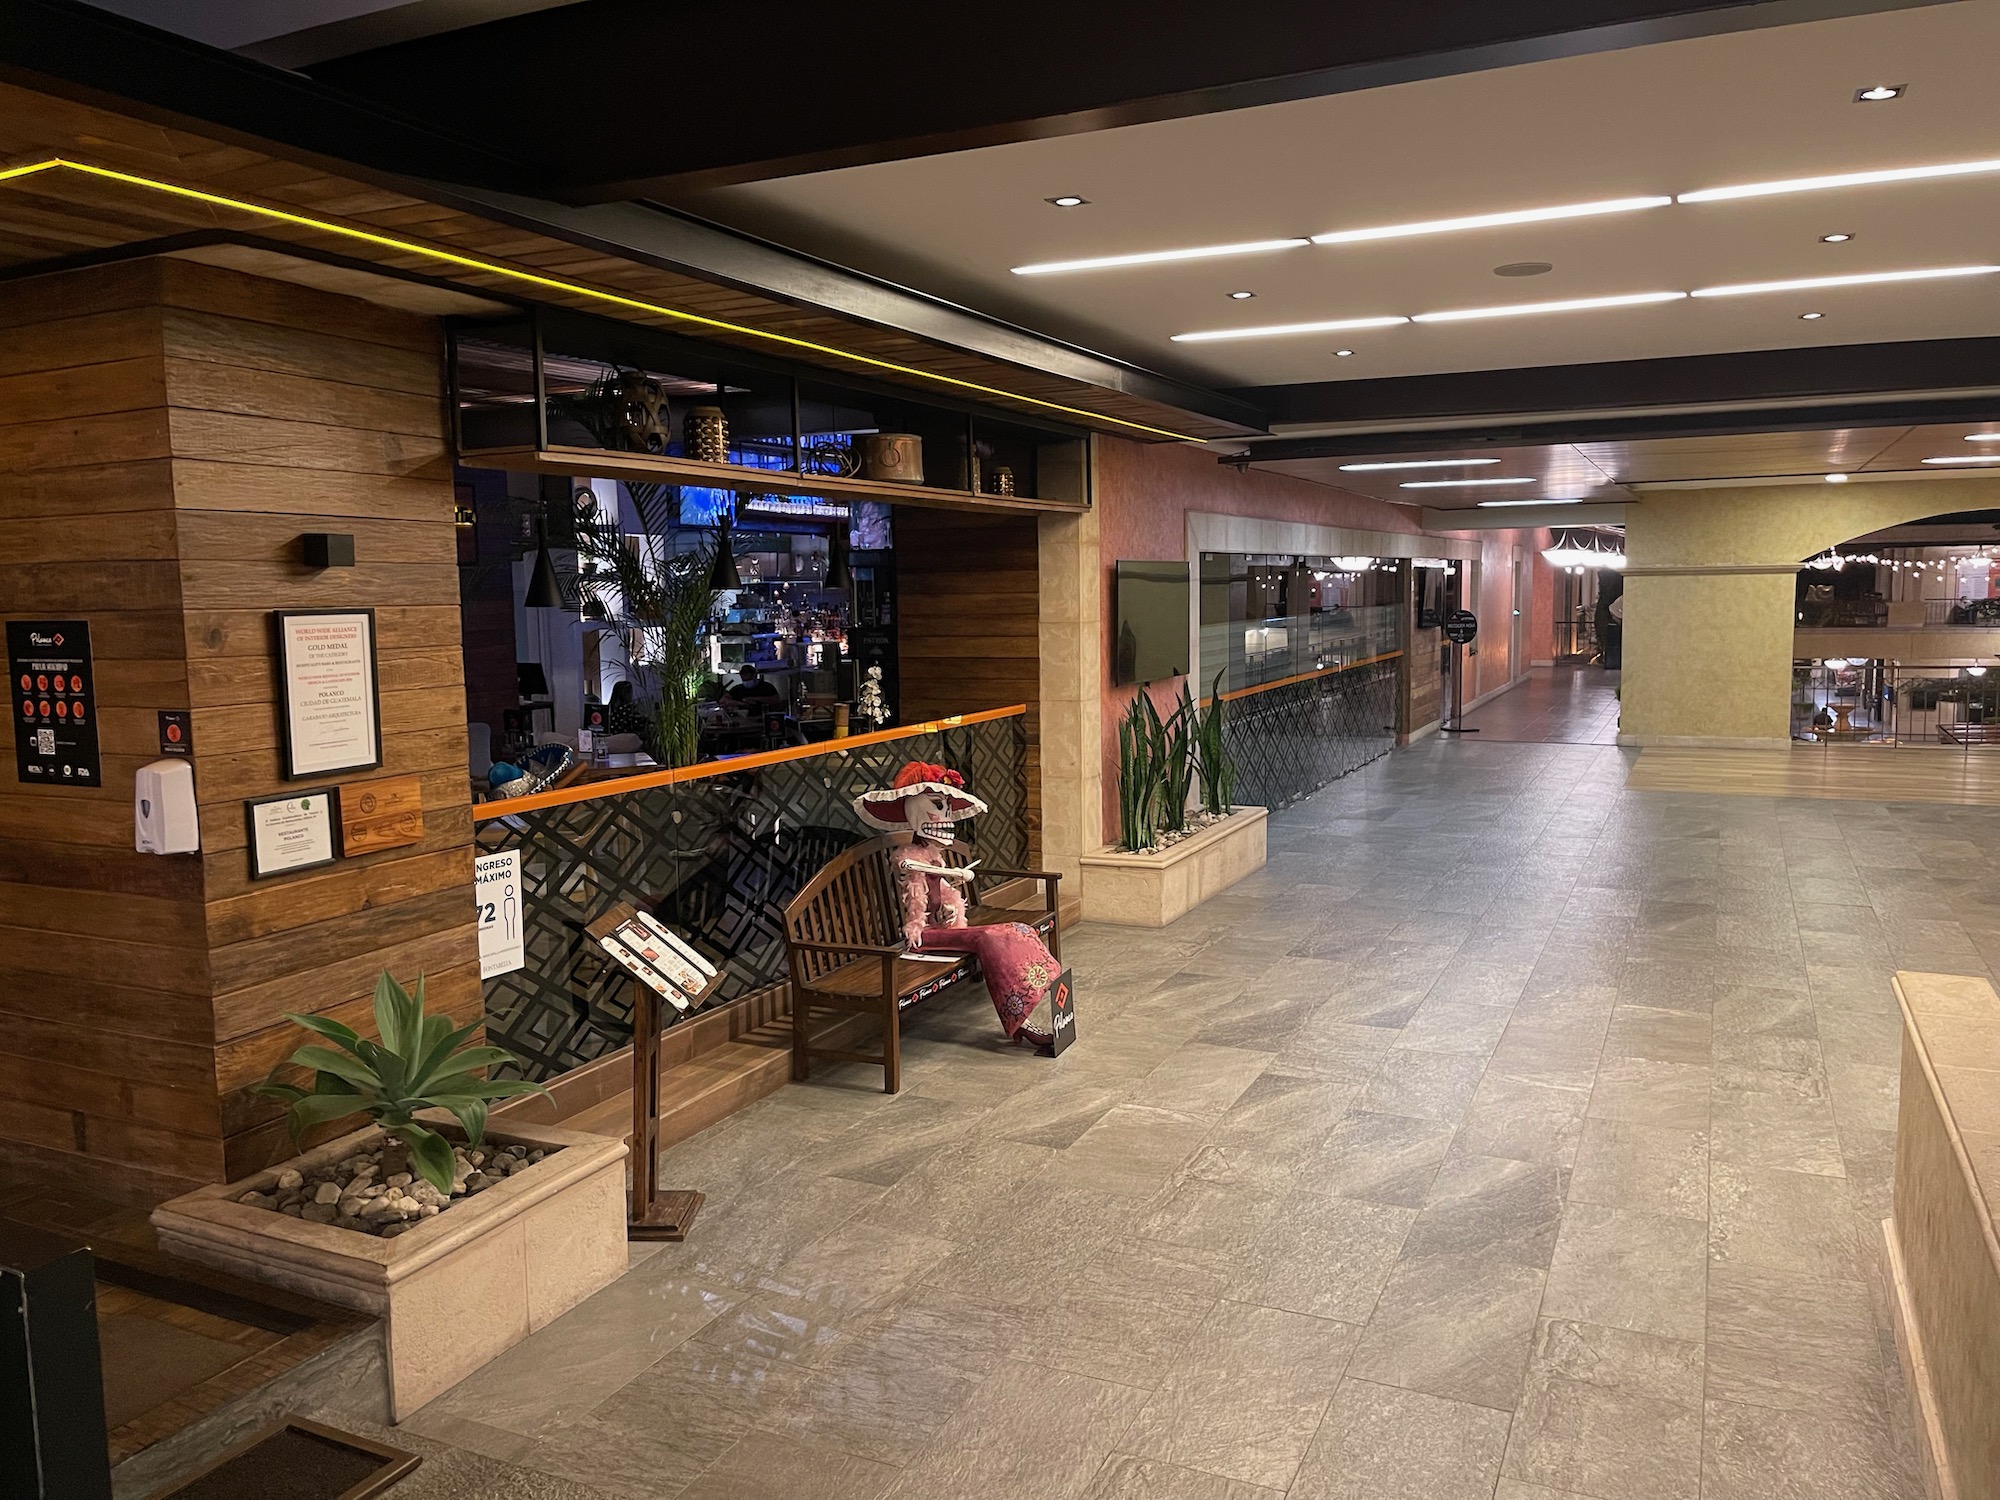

left=254, top=972, right=549, bottom=1195
left=1193, top=670, right=1237, bottom=817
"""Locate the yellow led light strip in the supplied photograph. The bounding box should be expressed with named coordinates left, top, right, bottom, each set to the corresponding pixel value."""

left=0, top=157, right=1206, bottom=442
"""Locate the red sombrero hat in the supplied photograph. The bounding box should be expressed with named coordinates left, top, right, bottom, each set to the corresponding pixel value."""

left=854, top=761, right=989, bottom=830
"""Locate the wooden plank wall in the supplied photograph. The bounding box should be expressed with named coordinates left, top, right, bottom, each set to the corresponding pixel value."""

left=0, top=256, right=481, bottom=1200
left=894, top=507, right=1042, bottom=862
left=0, top=259, right=215, bottom=1204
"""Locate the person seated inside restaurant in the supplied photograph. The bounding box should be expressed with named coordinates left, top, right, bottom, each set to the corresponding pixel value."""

left=725, top=665, right=783, bottom=705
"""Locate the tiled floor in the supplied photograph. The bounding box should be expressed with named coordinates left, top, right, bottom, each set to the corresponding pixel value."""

left=318, top=735, right=1994, bottom=1499
left=1461, top=666, right=1622, bottom=744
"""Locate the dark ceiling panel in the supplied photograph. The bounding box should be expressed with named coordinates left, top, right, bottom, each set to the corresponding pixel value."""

left=307, top=0, right=1950, bottom=197
left=1234, top=338, right=2000, bottom=438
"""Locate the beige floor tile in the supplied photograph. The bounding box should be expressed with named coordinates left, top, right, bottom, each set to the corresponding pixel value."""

left=1702, top=1397, right=1920, bottom=1500
left=1125, top=1301, right=1357, bottom=1489
left=1307, top=1109, right=1455, bottom=1207
left=679, top=1431, right=900, bottom=1500
left=1703, top=1262, right=1893, bottom=1421
left=1567, top=1118, right=1708, bottom=1221
left=1501, top=1318, right=1704, bottom=1500
left=884, top=1360, right=1149, bottom=1500
left=1541, top=1203, right=1707, bottom=1343
left=1290, top=1377, right=1510, bottom=1500
left=1041, top=1104, right=1212, bottom=1197
left=1401, top=1154, right=1565, bottom=1269
left=1242, top=1192, right=1415, bottom=1323
left=1082, top=1455, right=1283, bottom=1499
left=1345, top=1252, right=1545, bottom=1411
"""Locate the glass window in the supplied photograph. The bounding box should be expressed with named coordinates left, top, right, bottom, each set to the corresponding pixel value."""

left=1200, top=552, right=1402, bottom=694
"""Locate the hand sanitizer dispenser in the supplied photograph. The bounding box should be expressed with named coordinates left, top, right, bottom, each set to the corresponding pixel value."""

left=135, top=759, right=198, bottom=854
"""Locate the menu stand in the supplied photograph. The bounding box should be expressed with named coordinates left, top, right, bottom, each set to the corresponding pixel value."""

left=588, top=902, right=719, bottom=1242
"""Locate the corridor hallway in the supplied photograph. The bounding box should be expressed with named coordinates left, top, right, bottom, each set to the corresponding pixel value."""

left=347, top=738, right=1941, bottom=1500
left=1457, top=665, right=1622, bottom=745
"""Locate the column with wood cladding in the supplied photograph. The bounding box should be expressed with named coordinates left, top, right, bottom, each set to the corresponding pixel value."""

left=894, top=507, right=1043, bottom=863
left=0, top=255, right=480, bottom=1200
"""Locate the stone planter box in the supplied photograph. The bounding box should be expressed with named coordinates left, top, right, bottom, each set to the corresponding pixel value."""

left=1079, top=807, right=1268, bottom=927
left=151, top=1117, right=627, bottom=1421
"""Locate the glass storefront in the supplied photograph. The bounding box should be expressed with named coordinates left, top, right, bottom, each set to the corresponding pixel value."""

left=1199, top=552, right=1403, bottom=694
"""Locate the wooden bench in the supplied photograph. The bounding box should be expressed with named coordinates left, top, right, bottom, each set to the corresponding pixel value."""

left=781, top=833, right=1061, bottom=1092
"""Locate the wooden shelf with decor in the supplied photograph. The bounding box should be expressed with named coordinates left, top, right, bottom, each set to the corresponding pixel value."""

left=454, top=444, right=1087, bottom=514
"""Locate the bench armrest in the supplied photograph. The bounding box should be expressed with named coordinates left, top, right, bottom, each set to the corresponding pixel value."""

left=977, top=867, right=1061, bottom=885
left=788, top=939, right=905, bottom=958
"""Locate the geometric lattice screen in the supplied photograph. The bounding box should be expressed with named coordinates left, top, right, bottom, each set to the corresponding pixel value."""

left=1224, top=658, right=1399, bottom=813
left=474, top=712, right=1029, bottom=1081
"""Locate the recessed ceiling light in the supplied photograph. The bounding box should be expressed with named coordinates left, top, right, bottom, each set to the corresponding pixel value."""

left=1046, top=195, right=1089, bottom=208
left=1854, top=84, right=1906, bottom=102
left=1921, top=455, right=2000, bottom=465
left=1312, top=195, right=1670, bottom=245
left=1340, top=459, right=1503, bottom=472
left=1800, top=311, right=1825, bottom=320
left=1825, top=473, right=1850, bottom=483
left=1494, top=262, right=1554, bottom=278
left=1013, top=237, right=1308, bottom=275
left=1478, top=498, right=1585, bottom=507
left=1333, top=348, right=1357, bottom=357
left=1411, top=290, right=1686, bottom=323
left=1170, top=314, right=1410, bottom=343
left=1228, top=290, right=1256, bottom=299
left=1690, top=266, right=2000, bottom=298
left=1678, top=157, right=2000, bottom=203
left=1821, top=233, right=1853, bottom=243
left=1400, top=477, right=1538, bottom=489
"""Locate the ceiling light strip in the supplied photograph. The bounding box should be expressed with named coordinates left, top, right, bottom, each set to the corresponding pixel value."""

left=1480, top=498, right=1586, bottom=507
left=1400, top=477, right=1537, bottom=489
left=1012, top=238, right=1309, bottom=275
left=9, top=158, right=1206, bottom=443
left=1312, top=195, right=1671, bottom=245
left=1171, top=315, right=1409, bottom=343
left=1411, top=291, right=1687, bottom=323
left=1922, top=455, right=2000, bottom=465
left=1678, top=158, right=2000, bottom=204
left=1690, top=265, right=2000, bottom=297
left=1339, top=459, right=1502, bottom=471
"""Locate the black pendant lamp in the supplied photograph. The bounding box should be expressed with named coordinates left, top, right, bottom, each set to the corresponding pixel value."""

left=825, top=527, right=852, bottom=590
left=710, top=503, right=742, bottom=590
left=524, top=519, right=566, bottom=609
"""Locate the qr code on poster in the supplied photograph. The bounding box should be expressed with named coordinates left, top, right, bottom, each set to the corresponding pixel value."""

left=34, top=728, right=54, bottom=755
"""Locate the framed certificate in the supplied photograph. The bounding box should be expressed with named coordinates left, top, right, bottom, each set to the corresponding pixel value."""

left=246, top=787, right=340, bottom=879
left=274, top=609, right=382, bottom=779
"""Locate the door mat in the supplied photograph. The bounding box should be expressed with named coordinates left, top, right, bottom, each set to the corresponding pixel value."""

left=150, top=1417, right=418, bottom=1500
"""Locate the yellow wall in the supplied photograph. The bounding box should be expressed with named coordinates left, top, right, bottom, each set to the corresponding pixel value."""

left=1621, top=478, right=2000, bottom=746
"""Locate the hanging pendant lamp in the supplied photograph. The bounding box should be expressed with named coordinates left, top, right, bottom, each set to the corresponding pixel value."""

left=710, top=504, right=742, bottom=590
left=825, top=527, right=852, bottom=590
left=525, top=521, right=566, bottom=608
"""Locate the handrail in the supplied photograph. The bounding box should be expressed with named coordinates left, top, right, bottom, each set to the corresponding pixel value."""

left=1208, top=650, right=1403, bottom=706
left=473, top=704, right=1027, bottom=821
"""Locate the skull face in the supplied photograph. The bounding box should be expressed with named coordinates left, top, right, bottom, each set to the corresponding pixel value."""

left=904, top=790, right=959, bottom=845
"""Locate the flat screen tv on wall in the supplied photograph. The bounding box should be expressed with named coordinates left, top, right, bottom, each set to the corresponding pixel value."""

left=1114, top=560, right=1191, bottom=685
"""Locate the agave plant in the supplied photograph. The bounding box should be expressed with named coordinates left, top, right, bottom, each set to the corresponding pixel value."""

left=254, top=972, right=549, bottom=1195
left=1192, top=670, right=1237, bottom=817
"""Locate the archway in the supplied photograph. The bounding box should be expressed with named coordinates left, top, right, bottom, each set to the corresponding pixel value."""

left=1619, top=477, right=2000, bottom=747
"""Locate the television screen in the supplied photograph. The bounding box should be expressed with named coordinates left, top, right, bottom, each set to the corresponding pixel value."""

left=1115, top=560, right=1191, bottom=684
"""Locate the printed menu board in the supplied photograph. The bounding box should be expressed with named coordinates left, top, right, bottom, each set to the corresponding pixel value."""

left=9, top=619, right=100, bottom=787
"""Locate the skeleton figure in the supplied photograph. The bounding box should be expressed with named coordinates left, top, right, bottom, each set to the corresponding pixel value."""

left=853, top=761, right=1059, bottom=1044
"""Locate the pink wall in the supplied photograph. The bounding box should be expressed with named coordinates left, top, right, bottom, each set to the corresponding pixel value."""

left=1095, top=436, right=1428, bottom=842
left=1438, top=527, right=1555, bottom=699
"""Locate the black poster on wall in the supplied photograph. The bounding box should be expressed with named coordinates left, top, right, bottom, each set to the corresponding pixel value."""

left=9, top=619, right=101, bottom=787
